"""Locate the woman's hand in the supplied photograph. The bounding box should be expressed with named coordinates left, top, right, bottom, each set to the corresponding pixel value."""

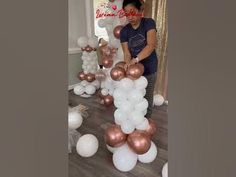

left=124, top=58, right=138, bottom=70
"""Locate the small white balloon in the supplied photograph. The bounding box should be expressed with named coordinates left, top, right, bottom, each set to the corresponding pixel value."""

left=80, top=80, right=89, bottom=87
left=85, top=85, right=96, bottom=95
left=113, top=144, right=138, bottom=172
left=120, top=100, right=134, bottom=113
left=106, top=144, right=117, bottom=153
left=138, top=141, right=157, bottom=163
left=134, top=76, right=148, bottom=90
left=74, top=85, right=85, bottom=95
left=128, top=89, right=143, bottom=104
left=68, top=111, right=83, bottom=130
left=136, top=118, right=149, bottom=130
left=113, top=99, right=123, bottom=108
left=130, top=110, right=145, bottom=126
left=113, top=88, right=127, bottom=101
left=98, top=18, right=106, bottom=28
left=91, top=80, right=100, bottom=89
left=77, top=36, right=88, bottom=48
left=76, top=134, right=99, bottom=157
left=109, top=37, right=120, bottom=49
left=135, top=98, right=148, bottom=111
left=88, top=37, right=98, bottom=48
left=108, top=88, right=114, bottom=96
left=118, top=78, right=134, bottom=91
left=105, top=24, right=113, bottom=34
left=162, top=162, right=168, bottom=177
left=121, top=119, right=135, bottom=134
left=101, top=88, right=109, bottom=96
left=114, top=109, right=128, bottom=125
left=141, top=89, right=146, bottom=96
left=154, top=94, right=165, bottom=106
left=84, top=70, right=88, bottom=74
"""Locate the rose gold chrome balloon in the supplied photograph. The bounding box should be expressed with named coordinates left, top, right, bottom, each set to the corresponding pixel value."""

left=146, top=119, right=157, bottom=137
left=102, top=57, right=113, bottom=68
left=113, top=25, right=124, bottom=39
left=95, top=70, right=106, bottom=81
left=126, top=63, right=144, bottom=80
left=103, top=95, right=114, bottom=106
left=127, top=130, right=151, bottom=154
left=105, top=124, right=127, bottom=147
left=77, top=71, right=86, bottom=81
left=115, top=61, right=126, bottom=69
left=85, top=45, right=93, bottom=52
left=110, top=66, right=126, bottom=81
left=86, top=73, right=95, bottom=82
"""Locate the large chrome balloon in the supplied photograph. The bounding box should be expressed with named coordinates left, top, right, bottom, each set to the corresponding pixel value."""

left=110, top=66, right=126, bottom=81
left=127, top=130, right=151, bottom=154
left=105, top=124, right=127, bottom=147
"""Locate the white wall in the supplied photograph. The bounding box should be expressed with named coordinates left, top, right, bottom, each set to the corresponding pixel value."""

left=68, top=0, right=87, bottom=49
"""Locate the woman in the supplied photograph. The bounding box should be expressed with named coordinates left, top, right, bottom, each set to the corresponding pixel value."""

left=120, top=0, right=158, bottom=119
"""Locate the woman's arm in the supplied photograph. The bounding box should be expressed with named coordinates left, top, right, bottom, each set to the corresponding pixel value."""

left=121, top=42, right=132, bottom=63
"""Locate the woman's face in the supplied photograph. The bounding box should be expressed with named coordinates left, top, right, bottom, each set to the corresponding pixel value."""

left=124, top=4, right=142, bottom=26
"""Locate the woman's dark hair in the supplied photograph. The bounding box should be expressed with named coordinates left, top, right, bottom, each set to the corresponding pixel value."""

left=122, top=0, right=143, bottom=10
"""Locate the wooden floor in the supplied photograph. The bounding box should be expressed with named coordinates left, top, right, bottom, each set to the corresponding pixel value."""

left=69, top=90, right=168, bottom=177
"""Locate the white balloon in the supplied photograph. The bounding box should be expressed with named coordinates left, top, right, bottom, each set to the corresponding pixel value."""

left=128, top=89, right=143, bottom=104
left=135, top=98, right=148, bottom=111
left=88, top=37, right=98, bottom=48
left=76, top=134, right=99, bottom=157
left=141, top=89, right=146, bottom=96
left=68, top=111, right=83, bottom=130
left=106, top=24, right=113, bottom=34
left=136, top=118, right=149, bottom=130
left=130, top=110, right=145, bottom=126
left=154, top=94, right=165, bottom=106
left=113, top=99, right=123, bottom=108
left=114, top=109, right=128, bottom=125
left=77, top=36, right=88, bottom=48
left=85, top=85, right=96, bottom=95
left=134, top=76, right=148, bottom=90
left=80, top=80, right=89, bottom=87
left=106, top=144, right=117, bottom=153
left=121, top=119, right=135, bottom=134
left=84, top=70, right=88, bottom=74
left=113, top=88, right=127, bottom=101
left=108, top=87, right=114, bottom=96
left=113, top=144, right=138, bottom=172
left=104, top=16, right=114, bottom=24
left=74, top=85, right=85, bottom=95
left=120, top=100, right=134, bottom=113
left=109, top=37, right=120, bottom=49
left=91, top=80, right=100, bottom=89
left=138, top=141, right=157, bottom=163
left=101, top=88, right=109, bottom=96
left=118, top=78, right=134, bottom=91
left=98, top=19, right=106, bottom=28
left=142, top=109, right=147, bottom=116
left=162, top=162, right=168, bottom=177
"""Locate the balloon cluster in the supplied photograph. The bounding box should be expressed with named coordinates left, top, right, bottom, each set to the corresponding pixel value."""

left=74, top=36, right=101, bottom=97
left=77, top=36, right=99, bottom=74
left=68, top=109, right=99, bottom=157
left=74, top=80, right=100, bottom=96
left=104, top=63, right=158, bottom=172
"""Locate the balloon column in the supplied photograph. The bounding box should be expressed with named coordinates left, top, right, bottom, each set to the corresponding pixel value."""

left=95, top=3, right=127, bottom=106
left=104, top=63, right=158, bottom=172
left=73, top=36, right=101, bottom=97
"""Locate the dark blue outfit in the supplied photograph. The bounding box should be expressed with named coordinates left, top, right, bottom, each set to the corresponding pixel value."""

left=120, top=17, right=158, bottom=76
